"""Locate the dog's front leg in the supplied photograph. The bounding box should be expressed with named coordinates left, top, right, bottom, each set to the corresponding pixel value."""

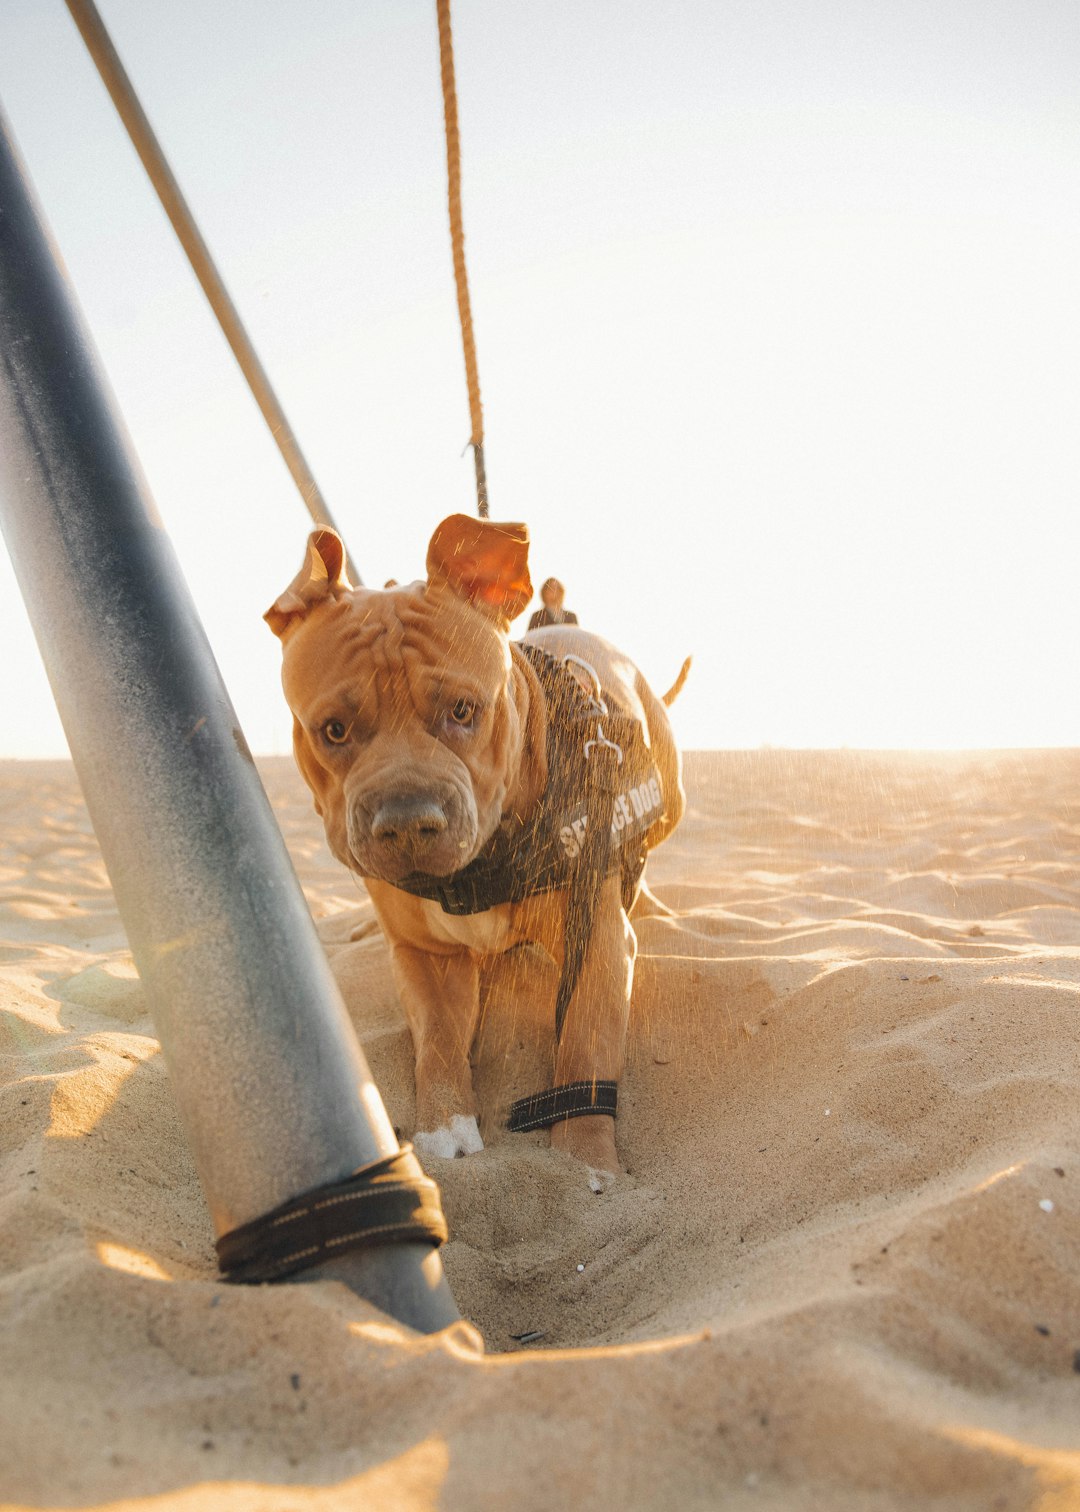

left=389, top=944, right=484, bottom=1160
left=549, top=875, right=636, bottom=1182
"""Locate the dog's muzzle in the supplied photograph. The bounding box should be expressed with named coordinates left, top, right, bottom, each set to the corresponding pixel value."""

left=372, top=795, right=448, bottom=853
left=346, top=784, right=478, bottom=883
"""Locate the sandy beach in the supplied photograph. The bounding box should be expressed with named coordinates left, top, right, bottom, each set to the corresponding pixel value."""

left=2, top=747, right=1079, bottom=1510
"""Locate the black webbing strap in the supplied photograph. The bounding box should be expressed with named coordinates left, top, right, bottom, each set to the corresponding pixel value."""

left=506, top=1079, right=618, bottom=1133
left=216, top=1145, right=448, bottom=1285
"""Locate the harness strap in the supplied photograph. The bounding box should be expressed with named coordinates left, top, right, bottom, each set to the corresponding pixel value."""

left=215, top=1145, right=447, bottom=1285
left=507, top=1079, right=618, bottom=1133
left=554, top=739, right=622, bottom=1040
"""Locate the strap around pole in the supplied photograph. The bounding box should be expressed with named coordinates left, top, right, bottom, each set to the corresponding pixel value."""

left=216, top=1146, right=448, bottom=1285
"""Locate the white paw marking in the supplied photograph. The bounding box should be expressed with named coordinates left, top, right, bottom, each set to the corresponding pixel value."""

left=587, top=1166, right=616, bottom=1194
left=450, top=1113, right=484, bottom=1154
left=414, top=1126, right=457, bottom=1160
left=414, top=1114, right=484, bottom=1160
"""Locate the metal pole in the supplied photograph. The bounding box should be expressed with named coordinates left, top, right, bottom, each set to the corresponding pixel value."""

left=63, top=0, right=362, bottom=582
left=0, top=108, right=456, bottom=1332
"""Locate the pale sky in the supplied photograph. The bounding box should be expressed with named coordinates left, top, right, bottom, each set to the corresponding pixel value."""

left=1, top=0, right=1078, bottom=757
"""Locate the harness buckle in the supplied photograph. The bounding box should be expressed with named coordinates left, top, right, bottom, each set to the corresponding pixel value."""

left=436, top=877, right=473, bottom=915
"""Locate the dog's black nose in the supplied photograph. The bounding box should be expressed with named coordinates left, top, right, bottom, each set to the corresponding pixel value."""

left=371, top=796, right=449, bottom=854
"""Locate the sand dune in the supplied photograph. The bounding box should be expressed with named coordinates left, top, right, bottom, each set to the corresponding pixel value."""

left=2, top=749, right=1080, bottom=1510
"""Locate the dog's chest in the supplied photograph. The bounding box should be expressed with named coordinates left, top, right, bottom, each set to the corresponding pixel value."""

left=416, top=897, right=525, bottom=954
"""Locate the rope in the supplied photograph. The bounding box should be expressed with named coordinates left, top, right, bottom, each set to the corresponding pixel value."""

left=436, top=0, right=489, bottom=517
left=64, top=0, right=361, bottom=581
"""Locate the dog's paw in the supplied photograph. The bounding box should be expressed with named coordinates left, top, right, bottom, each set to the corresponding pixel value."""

left=550, top=1114, right=621, bottom=1180
left=414, top=1114, right=484, bottom=1161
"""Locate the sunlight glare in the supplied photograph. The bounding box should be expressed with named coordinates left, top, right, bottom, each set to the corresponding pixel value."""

left=96, top=1242, right=171, bottom=1282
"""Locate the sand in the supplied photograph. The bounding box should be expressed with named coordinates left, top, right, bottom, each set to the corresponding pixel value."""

left=2, top=748, right=1080, bottom=1510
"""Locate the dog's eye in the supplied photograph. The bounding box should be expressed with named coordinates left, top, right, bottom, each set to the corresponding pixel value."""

left=449, top=698, right=475, bottom=726
left=323, top=718, right=349, bottom=745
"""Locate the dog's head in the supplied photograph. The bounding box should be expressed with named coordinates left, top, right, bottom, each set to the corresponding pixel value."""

left=265, top=514, right=544, bottom=885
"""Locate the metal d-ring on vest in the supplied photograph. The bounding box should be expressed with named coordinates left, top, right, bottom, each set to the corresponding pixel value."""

left=562, top=654, right=626, bottom=767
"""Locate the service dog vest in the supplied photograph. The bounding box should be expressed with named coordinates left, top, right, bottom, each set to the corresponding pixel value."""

left=391, top=642, right=666, bottom=917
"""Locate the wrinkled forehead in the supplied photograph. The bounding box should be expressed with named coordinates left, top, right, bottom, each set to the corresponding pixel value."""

left=280, top=584, right=509, bottom=708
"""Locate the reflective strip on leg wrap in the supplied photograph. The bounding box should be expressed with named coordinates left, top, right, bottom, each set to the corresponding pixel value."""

left=216, top=1145, right=448, bottom=1285
left=506, top=1080, right=618, bottom=1133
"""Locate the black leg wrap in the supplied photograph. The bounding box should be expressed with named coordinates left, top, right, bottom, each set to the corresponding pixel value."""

left=507, top=1079, right=618, bottom=1133
left=215, top=1145, right=448, bottom=1285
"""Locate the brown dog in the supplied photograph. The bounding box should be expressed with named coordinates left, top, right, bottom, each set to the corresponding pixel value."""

left=266, top=515, right=686, bottom=1184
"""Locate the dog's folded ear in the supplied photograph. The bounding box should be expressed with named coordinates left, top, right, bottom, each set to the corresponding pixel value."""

left=265, top=529, right=352, bottom=638
left=426, top=514, right=532, bottom=623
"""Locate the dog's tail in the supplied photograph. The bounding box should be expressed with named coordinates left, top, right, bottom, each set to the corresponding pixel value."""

left=660, top=656, right=692, bottom=707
